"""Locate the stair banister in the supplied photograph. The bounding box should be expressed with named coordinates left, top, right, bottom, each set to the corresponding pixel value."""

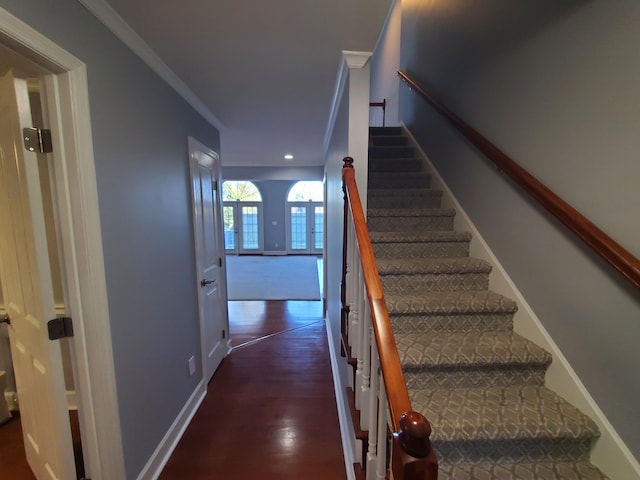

left=341, top=157, right=438, bottom=480
left=398, top=70, right=640, bottom=291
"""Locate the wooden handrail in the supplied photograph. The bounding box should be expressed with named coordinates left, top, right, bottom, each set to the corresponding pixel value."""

left=342, top=157, right=437, bottom=478
left=398, top=70, right=640, bottom=291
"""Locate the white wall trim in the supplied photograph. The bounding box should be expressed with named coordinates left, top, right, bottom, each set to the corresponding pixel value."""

left=342, top=51, right=372, bottom=69
left=403, top=124, right=640, bottom=480
left=325, top=315, right=356, bottom=480
left=136, top=381, right=206, bottom=480
left=77, top=0, right=224, bottom=130
left=0, top=7, right=126, bottom=479
left=4, top=390, right=18, bottom=411
left=323, top=51, right=373, bottom=156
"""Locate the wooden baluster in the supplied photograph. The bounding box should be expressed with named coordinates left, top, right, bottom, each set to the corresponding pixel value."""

left=341, top=181, right=349, bottom=342
left=360, top=299, right=372, bottom=430
left=355, top=262, right=367, bottom=411
left=366, top=340, right=380, bottom=480
left=345, top=225, right=356, bottom=352
left=376, top=383, right=388, bottom=480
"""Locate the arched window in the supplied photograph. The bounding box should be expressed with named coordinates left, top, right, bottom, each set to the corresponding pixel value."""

left=222, top=181, right=263, bottom=253
left=286, top=181, right=324, bottom=254
left=287, top=181, right=323, bottom=202
left=222, top=180, right=262, bottom=202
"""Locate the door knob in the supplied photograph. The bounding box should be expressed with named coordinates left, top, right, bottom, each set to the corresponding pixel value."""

left=200, top=279, right=215, bottom=287
left=0, top=314, right=10, bottom=325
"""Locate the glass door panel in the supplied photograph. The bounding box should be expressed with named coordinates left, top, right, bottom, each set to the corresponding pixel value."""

left=223, top=204, right=237, bottom=253
left=289, top=205, right=308, bottom=251
left=312, top=205, right=324, bottom=254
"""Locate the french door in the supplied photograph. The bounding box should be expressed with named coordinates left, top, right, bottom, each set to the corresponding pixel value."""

left=223, top=201, right=263, bottom=254
left=287, top=201, right=324, bottom=254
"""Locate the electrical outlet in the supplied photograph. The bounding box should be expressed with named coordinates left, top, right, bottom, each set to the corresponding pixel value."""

left=188, top=356, right=196, bottom=376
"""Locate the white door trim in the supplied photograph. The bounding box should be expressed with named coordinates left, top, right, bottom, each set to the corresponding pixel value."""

left=0, top=7, right=125, bottom=479
left=188, top=137, right=231, bottom=381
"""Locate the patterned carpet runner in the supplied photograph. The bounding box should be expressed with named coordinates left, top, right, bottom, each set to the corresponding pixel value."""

left=367, top=127, right=608, bottom=480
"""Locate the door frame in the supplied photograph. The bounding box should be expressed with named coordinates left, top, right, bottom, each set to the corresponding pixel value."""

left=188, top=136, right=231, bottom=381
left=0, top=8, right=125, bottom=479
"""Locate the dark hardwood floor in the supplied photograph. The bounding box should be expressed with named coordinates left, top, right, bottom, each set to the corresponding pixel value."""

left=0, top=410, right=82, bottom=480
left=1, top=300, right=345, bottom=479
left=159, top=300, right=347, bottom=479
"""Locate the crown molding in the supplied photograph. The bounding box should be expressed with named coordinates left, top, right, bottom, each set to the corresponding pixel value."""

left=77, top=0, right=224, bottom=130
left=342, top=50, right=372, bottom=69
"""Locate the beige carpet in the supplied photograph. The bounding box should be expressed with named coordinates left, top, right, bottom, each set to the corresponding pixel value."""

left=225, top=255, right=321, bottom=300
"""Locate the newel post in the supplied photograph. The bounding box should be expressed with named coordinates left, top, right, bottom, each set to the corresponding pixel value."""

left=392, top=411, right=438, bottom=480
left=340, top=157, right=354, bottom=340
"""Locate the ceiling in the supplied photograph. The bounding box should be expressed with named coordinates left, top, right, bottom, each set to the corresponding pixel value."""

left=102, top=0, right=392, bottom=167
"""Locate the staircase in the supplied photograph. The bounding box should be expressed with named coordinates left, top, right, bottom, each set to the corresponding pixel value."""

left=364, top=126, right=608, bottom=479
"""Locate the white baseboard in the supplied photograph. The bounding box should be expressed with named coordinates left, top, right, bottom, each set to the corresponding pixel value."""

left=4, top=391, right=17, bottom=411
left=262, top=250, right=287, bottom=256
left=136, top=381, right=207, bottom=480
left=403, top=124, right=640, bottom=479
left=325, top=315, right=356, bottom=480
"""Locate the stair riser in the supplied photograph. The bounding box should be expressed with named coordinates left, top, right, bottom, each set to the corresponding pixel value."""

left=368, top=194, right=442, bottom=209
left=433, top=438, right=594, bottom=465
left=404, top=365, right=547, bottom=390
left=381, top=273, right=490, bottom=293
left=368, top=174, right=431, bottom=189
left=368, top=216, right=455, bottom=231
left=391, top=313, right=513, bottom=334
left=371, top=136, right=409, bottom=147
left=370, top=126, right=402, bottom=136
left=369, top=146, right=416, bottom=158
left=369, top=158, right=423, bottom=172
left=373, top=242, right=470, bottom=259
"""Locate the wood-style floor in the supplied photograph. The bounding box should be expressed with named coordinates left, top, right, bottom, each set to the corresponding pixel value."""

left=0, top=410, right=83, bottom=480
left=159, top=300, right=346, bottom=479
left=0, top=300, right=345, bottom=479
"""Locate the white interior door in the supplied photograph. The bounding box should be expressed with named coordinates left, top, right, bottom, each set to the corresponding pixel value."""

left=189, top=138, right=227, bottom=384
left=0, top=71, right=76, bottom=479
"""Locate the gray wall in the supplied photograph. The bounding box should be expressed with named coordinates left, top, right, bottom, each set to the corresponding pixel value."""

left=0, top=0, right=220, bottom=477
left=221, top=166, right=324, bottom=253
left=324, top=76, right=351, bottom=450
left=389, top=0, right=640, bottom=460
left=370, top=0, right=401, bottom=127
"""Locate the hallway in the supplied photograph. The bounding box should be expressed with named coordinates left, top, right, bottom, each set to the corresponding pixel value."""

left=159, top=300, right=346, bottom=479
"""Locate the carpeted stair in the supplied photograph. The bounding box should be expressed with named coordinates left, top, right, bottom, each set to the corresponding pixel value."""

left=366, top=126, right=608, bottom=479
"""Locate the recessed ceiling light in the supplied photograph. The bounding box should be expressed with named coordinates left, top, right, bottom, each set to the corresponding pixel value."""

left=284, top=154, right=294, bottom=160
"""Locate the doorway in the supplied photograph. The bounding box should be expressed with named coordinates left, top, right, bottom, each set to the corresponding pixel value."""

left=0, top=9, right=125, bottom=478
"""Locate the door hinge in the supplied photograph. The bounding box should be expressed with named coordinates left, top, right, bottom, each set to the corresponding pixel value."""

left=222, top=329, right=226, bottom=339
left=47, top=316, right=74, bottom=340
left=218, top=257, right=222, bottom=267
left=23, top=127, right=53, bottom=153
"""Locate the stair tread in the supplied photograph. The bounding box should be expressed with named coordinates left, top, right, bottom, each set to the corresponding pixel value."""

left=368, top=207, right=456, bottom=217
left=378, top=257, right=491, bottom=275
left=438, top=460, right=609, bottom=480
left=396, top=331, right=551, bottom=369
left=370, top=230, right=472, bottom=243
left=409, top=385, right=600, bottom=443
left=368, top=188, right=441, bottom=197
left=386, top=290, right=517, bottom=315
